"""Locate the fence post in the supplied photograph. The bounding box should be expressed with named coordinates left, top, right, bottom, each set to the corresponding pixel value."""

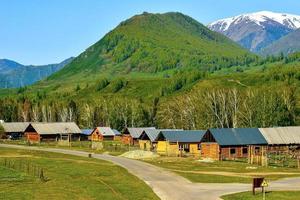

left=40, top=168, right=45, bottom=181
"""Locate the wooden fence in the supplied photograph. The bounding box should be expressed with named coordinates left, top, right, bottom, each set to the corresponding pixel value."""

left=1, top=158, right=47, bottom=181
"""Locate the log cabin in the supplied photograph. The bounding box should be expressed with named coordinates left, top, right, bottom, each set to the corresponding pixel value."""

left=139, top=129, right=183, bottom=151
left=24, top=122, right=82, bottom=142
left=90, top=127, right=116, bottom=141
left=122, top=127, right=156, bottom=145
left=259, top=126, right=300, bottom=152
left=112, top=129, right=122, bottom=141
left=200, top=128, right=267, bottom=160
left=156, top=130, right=206, bottom=157
left=1, top=122, right=30, bottom=139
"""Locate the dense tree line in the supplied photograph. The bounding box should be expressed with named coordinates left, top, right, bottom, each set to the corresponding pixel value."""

left=0, top=97, right=157, bottom=131
left=0, top=86, right=296, bottom=130
left=158, top=86, right=296, bottom=129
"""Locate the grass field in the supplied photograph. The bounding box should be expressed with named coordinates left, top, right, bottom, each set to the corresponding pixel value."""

left=0, top=147, right=159, bottom=200
left=222, top=191, right=300, bottom=200
left=144, top=157, right=300, bottom=183
left=0, top=140, right=138, bottom=156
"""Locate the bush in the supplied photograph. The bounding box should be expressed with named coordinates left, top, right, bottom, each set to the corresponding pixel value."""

left=112, top=79, right=128, bottom=93
left=75, top=84, right=81, bottom=91
left=96, top=78, right=110, bottom=91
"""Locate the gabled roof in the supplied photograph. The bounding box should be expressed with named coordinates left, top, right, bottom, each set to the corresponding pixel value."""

left=259, top=127, right=300, bottom=145
left=205, top=128, right=267, bottom=146
left=81, top=129, right=94, bottom=135
left=27, top=122, right=81, bottom=135
left=158, top=130, right=206, bottom=143
left=95, top=127, right=115, bottom=136
left=2, top=122, right=30, bottom=133
left=140, top=129, right=183, bottom=142
left=112, top=129, right=121, bottom=136
left=125, top=127, right=156, bottom=139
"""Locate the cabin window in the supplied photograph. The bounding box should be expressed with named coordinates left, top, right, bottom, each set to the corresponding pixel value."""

left=255, top=146, right=260, bottom=154
left=230, top=148, right=236, bottom=155
left=197, top=144, right=201, bottom=150
left=179, top=144, right=190, bottom=152
left=242, top=147, right=248, bottom=155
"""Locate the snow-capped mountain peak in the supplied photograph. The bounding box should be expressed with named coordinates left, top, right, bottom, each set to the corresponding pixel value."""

left=209, top=11, right=300, bottom=31
left=208, top=11, right=300, bottom=53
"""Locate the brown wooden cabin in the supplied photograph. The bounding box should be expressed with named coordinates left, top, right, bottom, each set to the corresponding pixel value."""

left=200, top=128, right=268, bottom=160
left=1, top=122, right=30, bottom=139
left=122, top=127, right=155, bottom=145
left=259, top=127, right=300, bottom=153
left=90, top=127, right=116, bottom=141
left=24, top=122, right=82, bottom=142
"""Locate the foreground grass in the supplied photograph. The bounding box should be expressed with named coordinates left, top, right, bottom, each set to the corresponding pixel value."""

left=144, top=157, right=300, bottom=183
left=0, top=147, right=159, bottom=200
left=222, top=191, right=300, bottom=200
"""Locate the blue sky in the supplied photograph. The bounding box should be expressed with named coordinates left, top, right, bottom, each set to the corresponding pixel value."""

left=1, top=0, right=300, bottom=65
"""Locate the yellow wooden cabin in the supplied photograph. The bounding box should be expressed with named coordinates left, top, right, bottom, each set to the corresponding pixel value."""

left=156, top=130, right=206, bottom=157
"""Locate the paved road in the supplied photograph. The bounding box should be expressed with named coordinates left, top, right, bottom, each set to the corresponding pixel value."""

left=0, top=144, right=299, bottom=200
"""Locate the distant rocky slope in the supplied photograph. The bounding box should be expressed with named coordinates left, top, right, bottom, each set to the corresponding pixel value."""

left=208, top=11, right=300, bottom=53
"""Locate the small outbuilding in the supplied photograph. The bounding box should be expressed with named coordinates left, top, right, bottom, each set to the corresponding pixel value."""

left=122, top=127, right=156, bottom=145
left=91, top=127, right=116, bottom=141
left=1, top=122, right=30, bottom=139
left=24, top=122, right=82, bottom=142
left=156, top=130, right=206, bottom=157
left=112, top=129, right=122, bottom=141
left=81, top=129, right=94, bottom=141
left=200, top=128, right=267, bottom=161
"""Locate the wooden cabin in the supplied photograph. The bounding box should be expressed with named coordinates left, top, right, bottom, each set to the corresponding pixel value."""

left=139, top=129, right=183, bottom=151
left=156, top=130, right=206, bottom=157
left=112, top=129, right=122, bottom=141
left=200, top=128, right=267, bottom=161
left=122, top=127, right=155, bottom=145
left=91, top=127, right=116, bottom=141
left=81, top=129, right=94, bottom=141
left=1, top=122, right=30, bottom=139
left=24, top=122, right=82, bottom=142
left=139, top=129, right=160, bottom=151
left=259, top=126, right=300, bottom=152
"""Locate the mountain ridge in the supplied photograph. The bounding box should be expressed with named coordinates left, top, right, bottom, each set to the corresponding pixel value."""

left=260, top=28, right=300, bottom=56
left=208, top=11, right=300, bottom=53
left=45, top=12, right=255, bottom=84
left=0, top=57, right=74, bottom=88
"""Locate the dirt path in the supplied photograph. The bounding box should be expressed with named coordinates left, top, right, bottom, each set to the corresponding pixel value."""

left=1, top=144, right=299, bottom=200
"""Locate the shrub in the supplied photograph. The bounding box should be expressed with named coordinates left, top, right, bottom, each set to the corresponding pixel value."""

left=96, top=79, right=110, bottom=91
left=112, top=79, right=127, bottom=93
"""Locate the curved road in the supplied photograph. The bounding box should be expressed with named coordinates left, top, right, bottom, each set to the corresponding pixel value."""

left=0, top=144, right=299, bottom=200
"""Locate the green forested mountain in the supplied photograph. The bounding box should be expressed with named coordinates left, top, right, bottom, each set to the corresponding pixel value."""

left=46, top=12, right=255, bottom=82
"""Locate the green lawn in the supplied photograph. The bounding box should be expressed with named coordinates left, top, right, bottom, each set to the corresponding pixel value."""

left=144, top=157, right=300, bottom=183
left=0, top=147, right=159, bottom=200
left=222, top=191, right=300, bottom=200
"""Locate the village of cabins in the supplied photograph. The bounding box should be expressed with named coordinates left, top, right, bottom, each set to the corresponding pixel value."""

left=1, top=121, right=300, bottom=164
